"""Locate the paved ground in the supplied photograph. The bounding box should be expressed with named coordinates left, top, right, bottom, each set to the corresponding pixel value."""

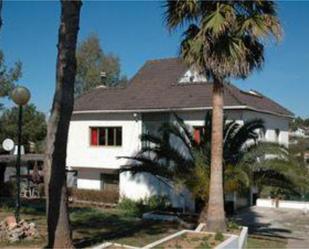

left=234, top=206, right=309, bottom=248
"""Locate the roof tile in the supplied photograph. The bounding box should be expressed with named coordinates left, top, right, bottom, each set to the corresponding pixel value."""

left=74, top=58, right=293, bottom=117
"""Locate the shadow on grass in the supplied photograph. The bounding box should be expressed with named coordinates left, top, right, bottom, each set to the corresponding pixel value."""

left=71, top=208, right=182, bottom=248
left=1, top=199, right=185, bottom=248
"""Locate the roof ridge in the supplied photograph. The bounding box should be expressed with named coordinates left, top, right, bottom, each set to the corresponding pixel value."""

left=146, top=57, right=180, bottom=63
left=75, top=85, right=126, bottom=100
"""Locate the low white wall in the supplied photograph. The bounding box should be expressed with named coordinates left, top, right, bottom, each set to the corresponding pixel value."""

left=256, top=198, right=309, bottom=210
left=238, top=227, right=248, bottom=249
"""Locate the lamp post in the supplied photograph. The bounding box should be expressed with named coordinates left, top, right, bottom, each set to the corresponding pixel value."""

left=11, top=86, right=31, bottom=222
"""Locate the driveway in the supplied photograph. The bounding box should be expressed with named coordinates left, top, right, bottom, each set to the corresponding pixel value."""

left=234, top=206, right=309, bottom=248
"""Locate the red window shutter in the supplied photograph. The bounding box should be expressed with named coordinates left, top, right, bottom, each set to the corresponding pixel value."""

left=194, top=128, right=201, bottom=144
left=91, top=128, right=98, bottom=145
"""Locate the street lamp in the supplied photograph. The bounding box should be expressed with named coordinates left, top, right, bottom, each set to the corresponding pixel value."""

left=11, top=86, right=31, bottom=222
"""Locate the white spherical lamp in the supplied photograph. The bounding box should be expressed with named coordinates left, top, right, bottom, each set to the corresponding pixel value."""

left=11, top=86, right=31, bottom=106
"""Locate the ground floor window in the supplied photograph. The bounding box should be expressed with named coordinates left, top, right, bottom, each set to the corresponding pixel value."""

left=100, top=173, right=119, bottom=191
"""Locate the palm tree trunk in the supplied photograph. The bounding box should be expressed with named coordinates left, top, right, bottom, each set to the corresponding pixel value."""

left=206, top=78, right=226, bottom=231
left=198, top=202, right=208, bottom=223
left=44, top=1, right=82, bottom=248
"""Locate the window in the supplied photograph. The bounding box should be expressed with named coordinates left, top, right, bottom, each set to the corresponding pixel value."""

left=90, top=127, right=122, bottom=146
left=101, top=173, right=119, bottom=191
left=193, top=126, right=204, bottom=144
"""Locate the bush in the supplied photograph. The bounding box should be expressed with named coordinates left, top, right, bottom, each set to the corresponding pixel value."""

left=215, top=232, right=224, bottom=242
left=118, top=195, right=171, bottom=217
left=118, top=198, right=145, bottom=216
left=146, top=195, right=171, bottom=211
left=69, top=188, right=119, bottom=203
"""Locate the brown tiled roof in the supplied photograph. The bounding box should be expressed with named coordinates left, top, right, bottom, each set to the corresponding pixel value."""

left=74, top=58, right=293, bottom=117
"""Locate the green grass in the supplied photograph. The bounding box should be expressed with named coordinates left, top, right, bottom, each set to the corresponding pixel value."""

left=0, top=199, right=185, bottom=248
left=247, top=235, right=287, bottom=249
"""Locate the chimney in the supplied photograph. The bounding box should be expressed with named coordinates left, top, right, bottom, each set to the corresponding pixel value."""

left=98, top=71, right=107, bottom=88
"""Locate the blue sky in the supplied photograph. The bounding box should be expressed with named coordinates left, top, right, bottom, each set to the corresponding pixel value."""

left=1, top=1, right=309, bottom=118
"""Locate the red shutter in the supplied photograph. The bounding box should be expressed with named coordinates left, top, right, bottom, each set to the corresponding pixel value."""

left=194, top=128, right=201, bottom=144
left=91, top=128, right=98, bottom=145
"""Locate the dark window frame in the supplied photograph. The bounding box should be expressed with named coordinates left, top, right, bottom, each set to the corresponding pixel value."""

left=90, top=127, right=122, bottom=147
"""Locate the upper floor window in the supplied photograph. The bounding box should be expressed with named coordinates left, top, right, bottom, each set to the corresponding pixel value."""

left=193, top=126, right=204, bottom=144
left=90, top=127, right=122, bottom=146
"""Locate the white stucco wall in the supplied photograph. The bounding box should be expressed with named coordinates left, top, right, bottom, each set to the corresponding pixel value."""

left=66, top=109, right=290, bottom=210
left=256, top=198, right=309, bottom=210
left=242, top=110, right=289, bottom=146
left=77, top=169, right=101, bottom=190
left=67, top=112, right=142, bottom=169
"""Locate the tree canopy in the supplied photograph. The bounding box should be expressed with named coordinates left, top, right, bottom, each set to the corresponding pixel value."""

left=75, top=33, right=127, bottom=96
left=165, top=0, right=282, bottom=80
left=0, top=103, right=47, bottom=153
left=290, top=116, right=309, bottom=131
left=0, top=50, right=22, bottom=110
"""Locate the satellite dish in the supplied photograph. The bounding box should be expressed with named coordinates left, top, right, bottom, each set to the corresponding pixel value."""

left=2, top=139, right=15, bottom=152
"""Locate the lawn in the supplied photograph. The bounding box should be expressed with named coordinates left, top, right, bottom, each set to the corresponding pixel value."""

left=0, top=199, right=186, bottom=248
left=0, top=199, right=289, bottom=249
left=247, top=235, right=287, bottom=249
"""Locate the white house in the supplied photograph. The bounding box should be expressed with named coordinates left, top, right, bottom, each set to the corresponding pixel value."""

left=66, top=58, right=293, bottom=211
left=289, top=128, right=308, bottom=138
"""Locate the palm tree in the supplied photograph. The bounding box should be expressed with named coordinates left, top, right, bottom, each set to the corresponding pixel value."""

left=44, top=1, right=82, bottom=248
left=122, top=113, right=300, bottom=221
left=164, top=0, right=282, bottom=231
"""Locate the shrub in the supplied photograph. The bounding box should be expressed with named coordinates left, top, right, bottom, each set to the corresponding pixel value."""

left=215, top=232, right=224, bottom=242
left=70, top=188, right=119, bottom=203
left=118, top=198, right=145, bottom=216
left=118, top=195, right=171, bottom=217
left=227, top=219, right=240, bottom=230
left=146, top=195, right=171, bottom=211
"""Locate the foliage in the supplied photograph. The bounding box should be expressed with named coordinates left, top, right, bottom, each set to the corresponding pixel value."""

left=117, top=198, right=145, bottom=217
left=122, top=113, right=305, bottom=201
left=121, top=113, right=264, bottom=198
left=118, top=195, right=171, bottom=217
left=165, top=1, right=281, bottom=80
left=69, top=188, right=119, bottom=204
left=75, top=33, right=127, bottom=96
left=0, top=50, right=22, bottom=109
left=290, top=116, right=309, bottom=131
left=0, top=103, right=46, bottom=152
left=214, top=232, right=224, bottom=241
left=239, top=142, right=309, bottom=198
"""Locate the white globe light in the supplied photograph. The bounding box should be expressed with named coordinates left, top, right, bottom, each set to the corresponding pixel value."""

left=11, top=86, right=31, bottom=106
left=2, top=138, right=15, bottom=152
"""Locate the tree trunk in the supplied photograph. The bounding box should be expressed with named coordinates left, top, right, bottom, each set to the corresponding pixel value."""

left=206, top=78, right=226, bottom=232
left=0, top=163, right=6, bottom=195
left=44, top=1, right=82, bottom=248
left=198, top=202, right=208, bottom=223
